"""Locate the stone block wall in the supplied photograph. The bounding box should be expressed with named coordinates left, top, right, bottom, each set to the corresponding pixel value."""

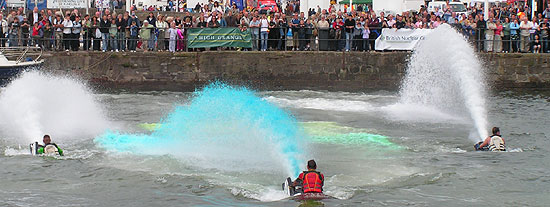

left=41, top=51, right=550, bottom=91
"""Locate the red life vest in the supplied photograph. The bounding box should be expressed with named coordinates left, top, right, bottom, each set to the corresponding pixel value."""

left=301, top=171, right=323, bottom=193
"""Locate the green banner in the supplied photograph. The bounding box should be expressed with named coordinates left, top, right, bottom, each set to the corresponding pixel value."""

left=187, top=28, right=253, bottom=48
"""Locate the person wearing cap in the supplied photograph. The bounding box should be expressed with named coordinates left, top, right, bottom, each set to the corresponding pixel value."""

left=37, top=135, right=64, bottom=156
left=140, top=20, right=154, bottom=51
left=292, top=159, right=324, bottom=194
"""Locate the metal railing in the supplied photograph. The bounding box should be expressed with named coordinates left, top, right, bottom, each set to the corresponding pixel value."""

left=0, top=26, right=547, bottom=53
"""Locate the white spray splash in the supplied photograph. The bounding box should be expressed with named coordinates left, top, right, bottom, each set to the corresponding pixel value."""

left=399, top=24, right=489, bottom=141
left=0, top=71, right=110, bottom=145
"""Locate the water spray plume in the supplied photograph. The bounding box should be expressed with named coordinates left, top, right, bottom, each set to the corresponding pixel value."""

left=96, top=82, right=306, bottom=177
left=0, top=71, right=110, bottom=144
left=399, top=24, right=489, bottom=141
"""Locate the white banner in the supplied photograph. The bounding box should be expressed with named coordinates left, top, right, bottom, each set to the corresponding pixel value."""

left=375, top=28, right=433, bottom=51
left=48, top=0, right=87, bottom=8
left=7, top=0, right=25, bottom=7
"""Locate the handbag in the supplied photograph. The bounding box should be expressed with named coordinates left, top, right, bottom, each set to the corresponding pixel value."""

left=95, top=28, right=101, bottom=38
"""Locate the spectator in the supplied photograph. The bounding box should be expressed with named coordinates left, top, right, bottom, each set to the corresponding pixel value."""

left=116, top=14, right=128, bottom=51
left=72, top=16, right=81, bottom=51
left=91, top=16, right=101, bottom=51
left=99, top=15, right=111, bottom=52
left=494, top=19, right=503, bottom=53
left=109, top=18, right=118, bottom=51
left=31, top=22, right=41, bottom=47
left=168, top=22, right=177, bottom=52
left=53, top=14, right=63, bottom=51
left=510, top=19, right=520, bottom=53
left=533, top=34, right=542, bottom=53
left=344, top=15, right=355, bottom=52
left=128, top=20, right=138, bottom=52
left=21, top=17, right=30, bottom=46
left=42, top=19, right=53, bottom=50
left=486, top=17, right=496, bottom=52
left=176, top=24, right=185, bottom=51
left=502, top=17, right=511, bottom=53
left=249, top=16, right=260, bottom=51
left=83, top=15, right=92, bottom=50
left=140, top=20, right=154, bottom=51
left=260, top=14, right=269, bottom=51
left=9, top=17, right=20, bottom=47
left=0, top=14, right=7, bottom=47
left=539, top=18, right=549, bottom=53
left=519, top=17, right=533, bottom=52
left=353, top=21, right=363, bottom=51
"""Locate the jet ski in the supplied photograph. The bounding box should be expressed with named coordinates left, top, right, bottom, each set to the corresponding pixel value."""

left=282, top=177, right=329, bottom=201
left=29, top=142, right=39, bottom=155
left=29, top=142, right=63, bottom=156
left=474, top=142, right=489, bottom=151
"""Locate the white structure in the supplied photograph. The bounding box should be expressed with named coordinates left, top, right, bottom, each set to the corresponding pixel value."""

left=187, top=0, right=208, bottom=10
left=6, top=0, right=25, bottom=8
left=372, top=0, right=425, bottom=15
left=127, top=0, right=170, bottom=8
left=300, top=0, right=332, bottom=13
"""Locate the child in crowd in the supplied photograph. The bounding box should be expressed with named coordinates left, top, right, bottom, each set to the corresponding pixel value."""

left=176, top=24, right=185, bottom=51
left=168, top=22, right=177, bottom=52
left=31, top=22, right=42, bottom=47
left=129, top=21, right=138, bottom=52
left=533, top=34, right=541, bottom=53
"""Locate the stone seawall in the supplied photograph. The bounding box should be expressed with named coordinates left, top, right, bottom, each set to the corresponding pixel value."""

left=41, top=51, right=550, bottom=91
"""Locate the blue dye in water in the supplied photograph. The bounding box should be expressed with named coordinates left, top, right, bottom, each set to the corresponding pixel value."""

left=95, top=82, right=306, bottom=177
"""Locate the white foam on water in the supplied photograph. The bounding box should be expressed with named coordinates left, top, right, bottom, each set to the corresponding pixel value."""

left=0, top=71, right=110, bottom=145
left=265, top=96, right=374, bottom=112
left=230, top=186, right=289, bottom=202
left=398, top=24, right=489, bottom=142
left=3, top=146, right=30, bottom=156
left=380, top=103, right=467, bottom=123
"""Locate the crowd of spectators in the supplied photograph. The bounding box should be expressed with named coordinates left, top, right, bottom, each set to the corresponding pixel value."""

left=0, top=1, right=549, bottom=53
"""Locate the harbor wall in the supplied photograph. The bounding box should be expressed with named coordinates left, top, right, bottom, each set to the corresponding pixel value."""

left=41, top=51, right=550, bottom=91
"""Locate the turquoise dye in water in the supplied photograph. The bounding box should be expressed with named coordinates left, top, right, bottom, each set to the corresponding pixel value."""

left=95, top=83, right=306, bottom=177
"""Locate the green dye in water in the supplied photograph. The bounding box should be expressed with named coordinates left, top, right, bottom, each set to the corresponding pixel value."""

left=139, top=121, right=399, bottom=148
left=301, top=122, right=399, bottom=148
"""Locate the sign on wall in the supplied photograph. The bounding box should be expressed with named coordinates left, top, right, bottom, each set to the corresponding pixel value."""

left=47, top=0, right=87, bottom=8
left=375, top=28, right=433, bottom=51
left=187, top=28, right=252, bottom=48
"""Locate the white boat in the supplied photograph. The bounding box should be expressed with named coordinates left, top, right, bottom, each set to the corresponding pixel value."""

left=0, top=47, right=44, bottom=83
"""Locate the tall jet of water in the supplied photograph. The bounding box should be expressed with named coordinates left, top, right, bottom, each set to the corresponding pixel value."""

left=96, top=83, right=306, bottom=177
left=0, top=71, right=110, bottom=144
left=399, top=24, right=489, bottom=141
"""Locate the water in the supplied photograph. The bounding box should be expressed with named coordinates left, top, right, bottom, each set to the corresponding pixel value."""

left=1, top=81, right=549, bottom=206
left=1, top=25, right=549, bottom=206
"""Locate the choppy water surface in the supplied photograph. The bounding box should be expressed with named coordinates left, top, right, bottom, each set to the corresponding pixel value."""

left=1, top=88, right=549, bottom=206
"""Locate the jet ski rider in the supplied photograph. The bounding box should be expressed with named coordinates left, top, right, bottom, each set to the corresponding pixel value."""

left=292, top=160, right=324, bottom=194
left=37, top=135, right=64, bottom=156
left=478, top=127, right=506, bottom=151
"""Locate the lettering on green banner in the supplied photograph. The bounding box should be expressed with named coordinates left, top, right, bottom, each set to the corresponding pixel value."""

left=187, top=28, right=253, bottom=48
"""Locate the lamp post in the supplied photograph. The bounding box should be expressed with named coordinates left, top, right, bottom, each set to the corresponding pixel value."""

left=484, top=0, right=488, bottom=20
